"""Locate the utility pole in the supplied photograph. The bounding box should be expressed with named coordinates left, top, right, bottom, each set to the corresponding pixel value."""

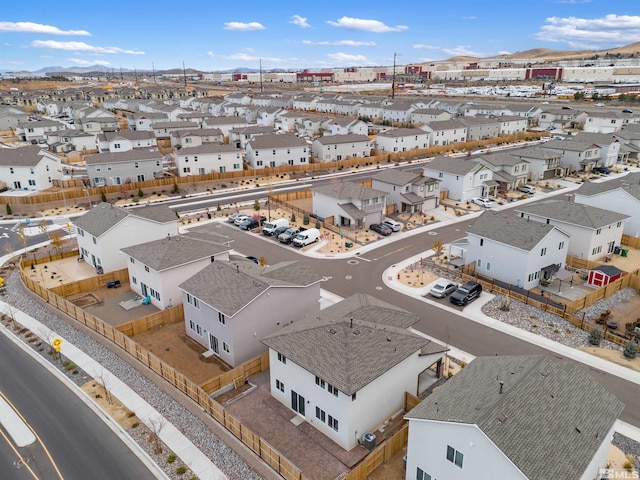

left=152, top=62, right=157, bottom=84
left=260, top=58, right=264, bottom=94
left=391, top=52, right=401, bottom=99
left=182, top=61, right=188, bottom=90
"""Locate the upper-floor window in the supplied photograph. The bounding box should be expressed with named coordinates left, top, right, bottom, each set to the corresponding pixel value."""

left=446, top=445, right=464, bottom=468
left=277, top=352, right=286, bottom=364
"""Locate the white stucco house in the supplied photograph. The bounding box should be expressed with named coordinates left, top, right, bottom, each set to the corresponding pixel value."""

left=463, top=211, right=571, bottom=290
left=371, top=170, right=440, bottom=213
left=475, top=152, right=530, bottom=192
left=313, top=181, right=387, bottom=228
left=16, top=119, right=66, bottom=143
left=170, top=128, right=224, bottom=149
left=73, top=203, right=178, bottom=273
left=405, top=355, right=623, bottom=480
left=85, top=150, right=165, bottom=187
left=572, top=132, right=623, bottom=167
left=262, top=293, right=448, bottom=451
left=420, top=120, right=468, bottom=147
left=375, top=128, right=431, bottom=153
left=0, top=145, right=62, bottom=192
left=573, top=173, right=640, bottom=237
left=175, top=144, right=243, bottom=175
left=179, top=260, right=323, bottom=367
left=423, top=156, right=496, bottom=202
left=121, top=234, right=232, bottom=310
left=311, top=134, right=371, bottom=162
left=516, top=200, right=629, bottom=262
left=97, top=130, right=158, bottom=153
left=542, top=139, right=601, bottom=174
left=510, top=146, right=562, bottom=181
left=45, top=129, right=96, bottom=153
left=323, top=118, right=368, bottom=136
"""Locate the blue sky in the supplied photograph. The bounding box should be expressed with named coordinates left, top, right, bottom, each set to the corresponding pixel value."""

left=2, top=0, right=640, bottom=72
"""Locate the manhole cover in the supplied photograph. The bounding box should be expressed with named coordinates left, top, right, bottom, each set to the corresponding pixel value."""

left=347, top=260, right=359, bottom=265
left=428, top=231, right=438, bottom=235
left=345, top=275, right=352, bottom=280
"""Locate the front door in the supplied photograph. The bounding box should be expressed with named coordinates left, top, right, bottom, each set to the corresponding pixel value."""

left=291, top=391, right=305, bottom=416
left=141, top=283, right=148, bottom=297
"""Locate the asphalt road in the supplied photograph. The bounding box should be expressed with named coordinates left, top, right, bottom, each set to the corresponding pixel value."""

left=215, top=215, right=640, bottom=428
left=0, top=333, right=158, bottom=480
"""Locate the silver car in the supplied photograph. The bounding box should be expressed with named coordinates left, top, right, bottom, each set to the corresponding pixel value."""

left=429, top=279, right=458, bottom=298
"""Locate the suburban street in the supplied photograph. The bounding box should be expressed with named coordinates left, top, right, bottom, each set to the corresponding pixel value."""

left=210, top=197, right=640, bottom=428
left=0, top=333, right=159, bottom=480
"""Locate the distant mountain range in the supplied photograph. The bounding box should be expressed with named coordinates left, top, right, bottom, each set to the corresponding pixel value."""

left=0, top=65, right=262, bottom=76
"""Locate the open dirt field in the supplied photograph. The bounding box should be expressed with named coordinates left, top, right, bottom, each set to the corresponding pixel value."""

left=132, top=321, right=230, bottom=385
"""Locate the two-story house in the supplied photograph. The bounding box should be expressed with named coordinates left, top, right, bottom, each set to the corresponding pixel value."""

left=542, top=139, right=601, bottom=174
left=0, top=145, right=61, bottom=192
left=371, top=170, right=440, bottom=213
left=572, top=132, right=622, bottom=167
left=375, top=128, right=431, bottom=153
left=152, top=121, right=199, bottom=139
left=73, top=203, right=178, bottom=273
left=16, top=119, right=66, bottom=143
left=405, top=355, right=622, bottom=480
left=464, top=211, right=571, bottom=290
left=179, top=260, right=323, bottom=367
left=492, top=114, right=529, bottom=136
left=121, top=234, right=232, bottom=310
left=85, top=150, right=165, bottom=187
left=516, top=200, right=629, bottom=261
left=97, top=130, right=158, bottom=153
left=313, top=181, right=387, bottom=228
left=458, top=116, right=500, bottom=141
left=421, top=120, right=468, bottom=147
left=475, top=153, right=530, bottom=192
left=311, top=134, right=371, bottom=162
left=323, top=118, right=368, bottom=136
left=510, top=146, right=563, bottom=181
left=175, top=143, right=243, bottom=175
left=245, top=133, right=310, bottom=169
left=423, top=156, right=496, bottom=202
left=262, top=293, right=448, bottom=451
left=410, top=108, right=451, bottom=125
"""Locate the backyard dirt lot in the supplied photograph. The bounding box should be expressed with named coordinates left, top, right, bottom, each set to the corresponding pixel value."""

left=132, top=321, right=229, bottom=385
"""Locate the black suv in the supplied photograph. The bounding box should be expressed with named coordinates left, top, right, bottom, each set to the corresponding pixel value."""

left=449, top=281, right=482, bottom=306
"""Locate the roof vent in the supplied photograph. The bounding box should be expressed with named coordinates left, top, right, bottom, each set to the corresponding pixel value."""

left=496, top=413, right=507, bottom=424
left=575, top=427, right=581, bottom=434
left=329, top=328, right=337, bottom=335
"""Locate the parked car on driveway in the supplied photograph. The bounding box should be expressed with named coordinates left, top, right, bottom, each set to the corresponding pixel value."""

left=449, top=281, right=483, bottom=306
left=370, top=223, right=392, bottom=236
left=471, top=197, right=494, bottom=208
left=429, top=278, right=458, bottom=298
left=234, top=214, right=251, bottom=226
left=593, top=166, right=612, bottom=174
left=228, top=212, right=244, bottom=223
left=238, top=218, right=260, bottom=230
left=518, top=184, right=536, bottom=194
left=382, top=219, right=401, bottom=232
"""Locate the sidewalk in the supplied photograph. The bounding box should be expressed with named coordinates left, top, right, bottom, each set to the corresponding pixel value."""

left=0, top=300, right=228, bottom=480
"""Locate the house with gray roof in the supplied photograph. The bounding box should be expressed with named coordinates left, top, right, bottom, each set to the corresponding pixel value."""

left=126, top=112, right=169, bottom=132
left=573, top=173, right=640, bottom=237
left=582, top=110, right=633, bottom=134
left=461, top=211, right=570, bottom=290
left=0, top=145, right=62, bottom=192
left=228, top=125, right=276, bottom=149
left=16, top=119, right=66, bottom=143
left=405, top=355, right=623, bottom=480
left=510, top=146, right=562, bottom=181
left=423, top=155, right=496, bottom=202
left=458, top=116, right=500, bottom=140
left=572, top=132, right=625, bottom=166
left=516, top=200, right=629, bottom=261
left=74, top=202, right=178, bottom=273
left=85, top=149, right=165, bottom=187
left=311, top=133, right=371, bottom=162
left=246, top=133, right=310, bottom=169
left=475, top=152, right=530, bottom=192
left=170, top=128, right=224, bottom=149
left=313, top=181, right=387, bottom=228
left=97, top=130, right=158, bottom=153
left=375, top=127, right=431, bottom=154
left=371, top=170, right=440, bottom=214
left=121, top=234, right=232, bottom=310
left=323, top=117, right=368, bottom=136
left=44, top=128, right=96, bottom=153
left=420, top=119, right=468, bottom=147
left=542, top=139, right=601, bottom=174
left=262, top=293, right=448, bottom=451
left=174, top=143, right=243, bottom=176
left=152, top=121, right=199, bottom=139
left=79, top=116, right=120, bottom=134
left=179, top=260, right=323, bottom=367
left=410, top=108, right=451, bottom=125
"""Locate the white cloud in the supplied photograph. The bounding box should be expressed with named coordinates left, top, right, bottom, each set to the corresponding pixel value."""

left=327, top=17, right=407, bottom=33
left=207, top=51, right=214, bottom=57
left=462, top=16, right=477, bottom=20
left=68, top=58, right=111, bottom=66
left=497, top=50, right=511, bottom=55
left=302, top=40, right=375, bottom=47
left=326, top=52, right=371, bottom=64
left=31, top=40, right=145, bottom=55
left=413, top=44, right=484, bottom=57
left=223, top=21, right=265, bottom=31
left=291, top=15, right=310, bottom=28
left=0, top=21, right=90, bottom=36
left=533, top=14, right=640, bottom=47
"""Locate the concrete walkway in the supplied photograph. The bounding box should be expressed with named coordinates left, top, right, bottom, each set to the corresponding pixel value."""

left=0, top=300, right=227, bottom=480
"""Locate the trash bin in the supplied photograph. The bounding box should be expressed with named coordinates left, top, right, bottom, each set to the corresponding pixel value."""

left=614, top=246, right=621, bottom=255
left=621, top=249, right=628, bottom=257
left=345, top=242, right=353, bottom=248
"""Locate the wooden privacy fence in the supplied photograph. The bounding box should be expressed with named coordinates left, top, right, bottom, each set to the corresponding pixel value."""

left=116, top=305, right=184, bottom=337
left=18, top=264, right=307, bottom=480
left=199, top=352, right=269, bottom=394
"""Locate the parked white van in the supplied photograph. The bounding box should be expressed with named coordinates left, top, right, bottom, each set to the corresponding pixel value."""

left=262, top=218, right=289, bottom=236
left=292, top=228, right=320, bottom=247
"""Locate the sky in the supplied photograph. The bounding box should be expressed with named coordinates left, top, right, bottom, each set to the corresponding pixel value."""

left=2, top=0, right=640, bottom=73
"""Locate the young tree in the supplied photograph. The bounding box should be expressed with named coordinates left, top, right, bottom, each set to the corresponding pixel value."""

left=623, top=339, right=638, bottom=359
left=49, top=230, right=66, bottom=254
left=588, top=328, right=603, bottom=346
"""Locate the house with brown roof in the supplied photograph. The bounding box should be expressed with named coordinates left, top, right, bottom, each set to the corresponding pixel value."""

left=262, top=293, right=448, bottom=451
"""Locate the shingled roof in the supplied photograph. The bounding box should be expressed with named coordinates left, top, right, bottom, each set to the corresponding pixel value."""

left=73, top=203, right=176, bottom=237
left=467, top=211, right=557, bottom=251
left=406, top=355, right=623, bottom=480
left=516, top=200, right=629, bottom=229
left=262, top=294, right=446, bottom=395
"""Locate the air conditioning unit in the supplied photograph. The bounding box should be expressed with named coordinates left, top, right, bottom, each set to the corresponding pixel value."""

left=363, top=432, right=376, bottom=450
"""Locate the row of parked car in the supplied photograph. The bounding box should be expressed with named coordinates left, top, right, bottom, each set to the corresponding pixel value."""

left=227, top=213, right=320, bottom=247
left=429, top=278, right=483, bottom=306
left=369, top=219, right=402, bottom=236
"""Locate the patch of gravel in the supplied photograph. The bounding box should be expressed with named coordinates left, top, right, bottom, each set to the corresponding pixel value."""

left=613, top=432, right=640, bottom=473
left=3, top=273, right=262, bottom=480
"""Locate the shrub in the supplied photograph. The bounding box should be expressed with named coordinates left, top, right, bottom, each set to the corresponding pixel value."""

left=138, top=188, right=144, bottom=198
left=588, top=328, right=602, bottom=346
left=172, top=183, right=180, bottom=194
left=101, top=191, right=107, bottom=202
left=253, top=198, right=260, bottom=211
left=290, top=213, right=296, bottom=222
left=623, top=339, right=638, bottom=359
left=303, top=213, right=310, bottom=225
left=176, top=466, right=187, bottom=475
left=167, top=454, right=177, bottom=463
left=216, top=203, right=221, bottom=211
left=6, top=204, right=11, bottom=215
left=499, top=297, right=510, bottom=312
